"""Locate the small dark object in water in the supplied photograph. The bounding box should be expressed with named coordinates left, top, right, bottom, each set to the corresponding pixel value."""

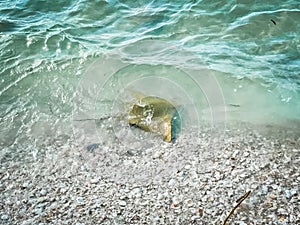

left=229, top=103, right=240, bottom=107
left=86, top=143, right=100, bottom=152
left=271, top=19, right=276, bottom=25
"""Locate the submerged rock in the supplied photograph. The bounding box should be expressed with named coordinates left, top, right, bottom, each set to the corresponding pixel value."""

left=86, top=143, right=100, bottom=152
left=128, top=96, right=181, bottom=142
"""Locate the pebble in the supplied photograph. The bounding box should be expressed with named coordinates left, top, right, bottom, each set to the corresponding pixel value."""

left=237, top=221, right=247, bottom=225
left=277, top=208, right=288, bottom=215
left=152, top=151, right=161, bottom=159
left=262, top=185, right=269, bottom=194
left=21, top=218, right=34, bottom=225
left=90, top=178, right=99, bottom=184
left=284, top=189, right=292, bottom=198
left=191, top=215, right=200, bottom=221
left=76, top=197, right=85, bottom=206
left=184, top=164, right=191, bottom=170
left=86, top=143, right=100, bottom=152
left=168, top=179, right=176, bottom=187
left=119, top=200, right=127, bottom=207
left=1, top=124, right=299, bottom=225
left=214, top=171, right=221, bottom=181
left=33, top=207, right=43, bottom=215
left=22, top=182, right=29, bottom=188
left=60, top=188, right=67, bottom=194
left=207, top=196, right=214, bottom=202
left=5, top=199, right=12, bottom=205
left=1, top=214, right=9, bottom=220
left=130, top=187, right=142, bottom=198
left=40, top=189, right=47, bottom=196
left=184, top=199, right=193, bottom=207
left=269, top=193, right=277, bottom=199
left=244, top=151, right=250, bottom=157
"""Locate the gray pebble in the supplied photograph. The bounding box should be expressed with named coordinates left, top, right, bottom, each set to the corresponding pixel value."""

left=86, top=143, right=100, bottom=152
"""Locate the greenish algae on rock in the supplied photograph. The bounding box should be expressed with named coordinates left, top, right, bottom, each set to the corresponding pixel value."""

left=128, top=96, right=181, bottom=142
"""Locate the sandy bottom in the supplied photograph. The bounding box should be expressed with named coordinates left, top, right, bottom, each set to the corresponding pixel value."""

left=0, top=122, right=299, bottom=225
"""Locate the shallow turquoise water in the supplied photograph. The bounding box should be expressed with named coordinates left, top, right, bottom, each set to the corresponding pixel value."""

left=0, top=0, right=300, bottom=153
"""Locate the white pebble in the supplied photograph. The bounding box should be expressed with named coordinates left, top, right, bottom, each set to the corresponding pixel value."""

left=262, top=185, right=268, bottom=194
left=152, top=151, right=161, bottom=159
left=277, top=208, right=288, bottom=215
left=1, top=214, right=9, bottom=220
left=237, top=221, right=247, bottom=225
left=184, top=164, right=191, bottom=170
left=40, top=189, right=47, bottom=196
left=119, top=200, right=126, bottom=207
left=90, top=178, right=99, bottom=184
left=168, top=179, right=176, bottom=187
left=157, top=193, right=163, bottom=200
left=191, top=215, right=200, bottom=221
left=22, top=182, right=29, bottom=188
left=60, top=188, right=67, bottom=194
left=290, top=188, right=297, bottom=196
left=244, top=151, right=250, bottom=157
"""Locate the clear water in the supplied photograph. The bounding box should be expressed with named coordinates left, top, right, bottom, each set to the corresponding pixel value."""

left=1, top=0, right=300, bottom=156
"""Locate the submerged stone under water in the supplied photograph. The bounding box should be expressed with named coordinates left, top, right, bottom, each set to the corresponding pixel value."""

left=128, top=96, right=182, bottom=142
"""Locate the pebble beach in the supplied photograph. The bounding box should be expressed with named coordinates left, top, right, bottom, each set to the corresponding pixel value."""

left=1, top=122, right=299, bottom=225
left=1, top=1, right=300, bottom=224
